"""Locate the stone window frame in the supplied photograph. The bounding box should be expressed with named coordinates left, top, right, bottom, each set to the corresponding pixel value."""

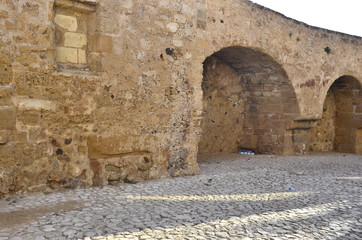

left=54, top=0, right=98, bottom=73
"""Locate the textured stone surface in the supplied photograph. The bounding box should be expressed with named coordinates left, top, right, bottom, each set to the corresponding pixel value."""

left=199, top=56, right=245, bottom=153
left=54, top=15, right=78, bottom=32
left=0, top=0, right=362, bottom=197
left=56, top=47, right=79, bottom=63
left=310, top=91, right=336, bottom=152
left=64, top=32, right=87, bottom=48
left=0, top=154, right=361, bottom=239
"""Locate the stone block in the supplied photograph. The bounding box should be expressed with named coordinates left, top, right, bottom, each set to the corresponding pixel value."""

left=0, top=69, right=13, bottom=86
left=17, top=112, right=40, bottom=125
left=56, top=47, right=78, bottom=63
left=354, top=104, right=362, bottom=113
left=335, top=113, right=353, bottom=126
left=0, top=107, right=15, bottom=130
left=260, top=135, right=279, bottom=145
left=103, top=154, right=153, bottom=182
left=12, top=97, right=57, bottom=111
left=335, top=143, right=354, bottom=153
left=0, top=85, right=14, bottom=105
left=54, top=14, right=78, bottom=31
left=64, top=32, right=87, bottom=48
left=292, top=129, right=310, bottom=144
left=0, top=130, right=12, bottom=144
left=89, top=34, right=113, bottom=53
left=87, top=135, right=157, bottom=159
left=78, top=49, right=87, bottom=64
left=335, top=127, right=351, bottom=137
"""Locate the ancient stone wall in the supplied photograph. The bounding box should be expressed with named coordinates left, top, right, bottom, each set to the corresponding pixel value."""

left=309, top=91, right=336, bottom=152
left=333, top=76, right=362, bottom=153
left=1, top=0, right=362, bottom=197
left=199, top=47, right=300, bottom=155
left=310, top=76, right=362, bottom=153
left=0, top=0, right=204, bottom=197
left=199, top=56, right=245, bottom=154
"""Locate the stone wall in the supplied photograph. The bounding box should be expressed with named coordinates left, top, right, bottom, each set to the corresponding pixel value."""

left=199, top=56, right=245, bottom=154
left=199, top=47, right=300, bottom=155
left=1, top=0, right=362, bottom=197
left=333, top=76, right=362, bottom=153
left=309, top=91, right=336, bottom=152
left=310, top=76, right=362, bottom=153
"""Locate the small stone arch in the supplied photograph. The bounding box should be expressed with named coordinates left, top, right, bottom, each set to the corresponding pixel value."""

left=198, top=46, right=300, bottom=155
left=310, top=75, right=362, bottom=153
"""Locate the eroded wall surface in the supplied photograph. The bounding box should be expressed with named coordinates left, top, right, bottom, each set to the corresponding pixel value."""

left=199, top=56, right=245, bottom=154
left=309, top=91, right=336, bottom=152
left=199, top=48, right=300, bottom=155
left=0, top=0, right=204, bottom=197
left=1, top=0, right=362, bottom=197
left=310, top=76, right=362, bottom=153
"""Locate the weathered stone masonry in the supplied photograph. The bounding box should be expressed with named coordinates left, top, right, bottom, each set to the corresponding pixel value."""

left=0, top=0, right=362, bottom=196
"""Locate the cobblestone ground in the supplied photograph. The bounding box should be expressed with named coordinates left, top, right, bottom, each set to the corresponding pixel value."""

left=1, top=154, right=362, bottom=240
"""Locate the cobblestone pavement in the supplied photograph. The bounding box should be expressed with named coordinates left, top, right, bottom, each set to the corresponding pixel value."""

left=1, top=154, right=362, bottom=240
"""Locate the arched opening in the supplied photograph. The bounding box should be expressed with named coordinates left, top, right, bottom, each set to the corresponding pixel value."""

left=198, top=47, right=300, bottom=155
left=310, top=76, right=362, bottom=153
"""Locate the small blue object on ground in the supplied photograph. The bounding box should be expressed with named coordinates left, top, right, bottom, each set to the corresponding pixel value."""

left=239, top=149, right=256, bottom=155
left=288, top=186, right=296, bottom=191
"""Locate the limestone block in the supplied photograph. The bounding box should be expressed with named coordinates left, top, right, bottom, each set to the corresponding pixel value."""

left=0, top=106, right=15, bottom=130
left=78, top=49, right=87, bottom=64
left=56, top=47, right=78, bottom=63
left=64, top=32, right=87, bottom=48
left=54, top=14, right=78, bottom=31
left=12, top=97, right=57, bottom=111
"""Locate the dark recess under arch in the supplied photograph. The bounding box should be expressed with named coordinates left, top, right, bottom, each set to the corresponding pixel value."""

left=199, top=46, right=300, bottom=155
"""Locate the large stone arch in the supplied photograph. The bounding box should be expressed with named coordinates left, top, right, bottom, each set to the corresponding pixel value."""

left=310, top=76, right=362, bottom=153
left=198, top=46, right=300, bottom=155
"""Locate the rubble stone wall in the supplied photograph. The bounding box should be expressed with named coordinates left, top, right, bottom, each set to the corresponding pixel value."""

left=0, top=0, right=362, bottom=197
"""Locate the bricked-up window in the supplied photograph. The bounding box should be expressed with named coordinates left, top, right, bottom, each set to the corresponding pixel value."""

left=54, top=0, right=97, bottom=71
